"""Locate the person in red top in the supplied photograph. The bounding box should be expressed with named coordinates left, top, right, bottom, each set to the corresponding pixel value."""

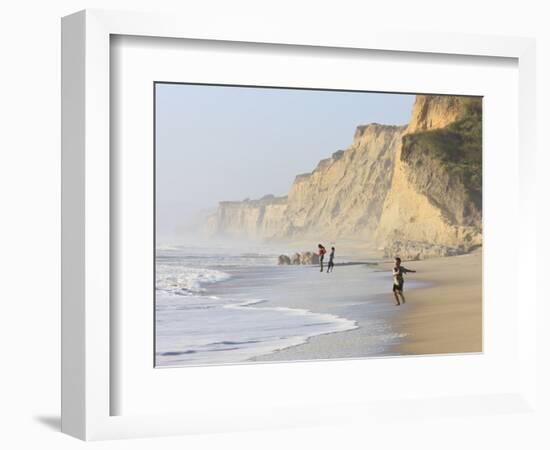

left=318, top=244, right=327, bottom=272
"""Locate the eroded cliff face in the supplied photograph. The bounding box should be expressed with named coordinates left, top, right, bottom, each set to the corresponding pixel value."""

left=406, top=95, right=465, bottom=133
left=377, top=96, right=482, bottom=256
left=205, top=95, right=482, bottom=258
left=205, top=195, right=288, bottom=239
left=206, top=124, right=404, bottom=241
left=281, top=124, right=404, bottom=240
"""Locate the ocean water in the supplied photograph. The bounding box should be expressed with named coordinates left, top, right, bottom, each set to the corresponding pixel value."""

left=155, top=243, right=414, bottom=367
left=155, top=244, right=362, bottom=367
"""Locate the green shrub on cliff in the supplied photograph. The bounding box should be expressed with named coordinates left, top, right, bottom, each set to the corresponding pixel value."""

left=331, top=150, right=345, bottom=161
left=402, top=98, right=482, bottom=205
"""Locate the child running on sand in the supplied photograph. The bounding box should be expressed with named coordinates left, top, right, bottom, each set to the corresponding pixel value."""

left=392, top=257, right=416, bottom=306
left=318, top=244, right=326, bottom=272
left=327, top=246, right=335, bottom=273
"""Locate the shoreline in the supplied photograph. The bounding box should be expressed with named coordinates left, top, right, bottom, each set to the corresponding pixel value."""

left=156, top=245, right=482, bottom=366
left=252, top=250, right=482, bottom=362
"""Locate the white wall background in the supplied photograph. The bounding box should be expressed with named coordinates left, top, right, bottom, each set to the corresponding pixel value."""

left=0, top=1, right=547, bottom=449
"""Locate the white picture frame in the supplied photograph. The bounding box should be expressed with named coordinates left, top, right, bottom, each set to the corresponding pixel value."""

left=61, top=9, right=537, bottom=441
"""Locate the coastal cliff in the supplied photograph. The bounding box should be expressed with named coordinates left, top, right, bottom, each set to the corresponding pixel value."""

left=281, top=124, right=405, bottom=240
left=205, top=194, right=288, bottom=239
left=377, top=95, right=482, bottom=257
left=206, top=124, right=404, bottom=241
left=205, top=95, right=482, bottom=258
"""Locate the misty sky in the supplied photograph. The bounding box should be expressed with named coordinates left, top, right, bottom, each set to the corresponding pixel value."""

left=155, top=83, right=415, bottom=238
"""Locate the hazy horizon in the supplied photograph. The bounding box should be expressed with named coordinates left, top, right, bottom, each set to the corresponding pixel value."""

left=155, top=84, right=415, bottom=240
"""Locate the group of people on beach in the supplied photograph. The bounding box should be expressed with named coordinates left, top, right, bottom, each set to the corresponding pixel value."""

left=317, top=244, right=416, bottom=306
left=317, top=244, right=335, bottom=273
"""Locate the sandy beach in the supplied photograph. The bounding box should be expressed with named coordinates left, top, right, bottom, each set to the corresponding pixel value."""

left=155, top=244, right=482, bottom=366
left=252, top=249, right=482, bottom=362
left=391, top=249, right=482, bottom=355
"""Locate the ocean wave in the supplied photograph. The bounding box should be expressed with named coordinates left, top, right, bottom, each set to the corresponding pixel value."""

left=156, top=292, right=358, bottom=366
left=155, top=244, right=181, bottom=251
left=156, top=265, right=230, bottom=295
left=155, top=244, right=291, bottom=268
left=225, top=300, right=357, bottom=333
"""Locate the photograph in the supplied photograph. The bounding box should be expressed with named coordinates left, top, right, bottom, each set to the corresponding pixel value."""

left=154, top=83, right=483, bottom=368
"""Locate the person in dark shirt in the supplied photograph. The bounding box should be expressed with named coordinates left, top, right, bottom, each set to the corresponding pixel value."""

left=392, top=257, right=416, bottom=305
left=327, top=246, right=335, bottom=273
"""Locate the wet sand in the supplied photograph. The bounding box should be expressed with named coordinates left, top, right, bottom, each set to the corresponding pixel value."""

left=253, top=250, right=482, bottom=362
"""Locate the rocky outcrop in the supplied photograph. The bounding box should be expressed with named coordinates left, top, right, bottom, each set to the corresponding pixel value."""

left=278, top=251, right=320, bottom=265
left=406, top=95, right=465, bottom=133
left=278, top=254, right=291, bottom=265
left=205, top=95, right=482, bottom=259
left=383, top=240, right=472, bottom=261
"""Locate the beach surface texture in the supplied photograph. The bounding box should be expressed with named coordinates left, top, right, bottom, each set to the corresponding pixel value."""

left=155, top=244, right=481, bottom=367
left=392, top=250, right=482, bottom=356
left=253, top=249, right=482, bottom=362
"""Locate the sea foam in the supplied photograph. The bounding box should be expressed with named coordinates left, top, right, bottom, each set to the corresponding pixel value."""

left=155, top=245, right=359, bottom=367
